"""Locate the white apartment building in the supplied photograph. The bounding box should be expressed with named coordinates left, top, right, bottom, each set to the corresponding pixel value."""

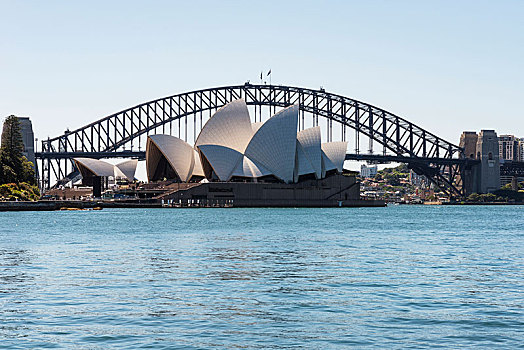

left=360, top=164, right=378, bottom=178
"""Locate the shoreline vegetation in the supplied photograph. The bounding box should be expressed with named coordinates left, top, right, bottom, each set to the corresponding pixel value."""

left=0, top=115, right=39, bottom=201
left=360, top=164, right=524, bottom=204
left=0, top=182, right=40, bottom=201
left=1, top=115, right=522, bottom=206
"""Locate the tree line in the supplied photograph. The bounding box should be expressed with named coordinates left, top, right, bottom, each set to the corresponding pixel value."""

left=0, top=115, right=39, bottom=200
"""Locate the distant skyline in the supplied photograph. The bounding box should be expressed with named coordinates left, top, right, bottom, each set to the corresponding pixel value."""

left=1, top=0, right=523, bottom=145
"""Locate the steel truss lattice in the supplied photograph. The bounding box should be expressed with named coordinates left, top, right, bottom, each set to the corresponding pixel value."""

left=37, top=83, right=472, bottom=197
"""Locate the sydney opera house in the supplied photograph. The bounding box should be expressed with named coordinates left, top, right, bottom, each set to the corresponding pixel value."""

left=146, top=100, right=347, bottom=185
left=73, top=99, right=382, bottom=206
left=143, top=99, right=373, bottom=207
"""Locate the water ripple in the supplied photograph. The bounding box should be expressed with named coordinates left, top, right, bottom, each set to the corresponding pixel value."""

left=0, top=205, right=523, bottom=348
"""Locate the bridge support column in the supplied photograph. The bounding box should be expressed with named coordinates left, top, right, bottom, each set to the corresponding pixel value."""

left=462, top=164, right=480, bottom=196
left=475, top=130, right=500, bottom=194
left=92, top=177, right=102, bottom=198
left=459, top=132, right=479, bottom=196
left=511, top=176, right=518, bottom=191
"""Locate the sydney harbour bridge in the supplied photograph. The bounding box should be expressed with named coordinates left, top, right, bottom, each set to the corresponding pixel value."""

left=34, top=83, right=522, bottom=198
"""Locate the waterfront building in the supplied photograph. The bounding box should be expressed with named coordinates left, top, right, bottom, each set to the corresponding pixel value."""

left=145, top=99, right=379, bottom=207
left=73, top=158, right=137, bottom=183
left=146, top=99, right=348, bottom=184
left=72, top=158, right=137, bottom=197
left=360, top=164, right=377, bottom=178
left=519, top=139, right=524, bottom=162
left=18, top=117, right=35, bottom=168
left=409, top=170, right=426, bottom=187
left=70, top=100, right=384, bottom=206
left=1, top=116, right=35, bottom=168
left=498, top=134, right=520, bottom=162
left=497, top=135, right=524, bottom=186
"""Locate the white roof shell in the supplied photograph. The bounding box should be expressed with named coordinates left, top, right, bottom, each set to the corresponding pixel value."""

left=321, top=141, right=348, bottom=173
left=251, top=122, right=264, bottom=133
left=198, top=145, right=243, bottom=181
left=297, top=126, right=322, bottom=179
left=244, top=105, right=299, bottom=183
left=321, top=151, right=337, bottom=177
left=294, top=143, right=316, bottom=182
left=191, top=150, right=205, bottom=178
left=195, top=99, right=253, bottom=152
left=73, top=158, right=116, bottom=178
left=146, top=134, right=195, bottom=182
left=231, top=155, right=272, bottom=178
left=115, top=159, right=138, bottom=181
left=113, top=166, right=127, bottom=180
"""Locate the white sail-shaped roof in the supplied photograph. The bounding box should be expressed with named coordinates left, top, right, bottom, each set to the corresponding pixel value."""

left=321, top=151, right=337, bottom=177
left=252, top=122, right=264, bottom=133
left=115, top=159, right=138, bottom=181
left=321, top=141, right=348, bottom=172
left=191, top=149, right=205, bottom=178
left=244, top=105, right=299, bottom=183
left=195, top=99, right=253, bottom=152
left=297, top=126, right=322, bottom=179
left=198, top=145, right=243, bottom=181
left=113, top=166, right=126, bottom=179
left=146, top=135, right=194, bottom=182
left=73, top=158, right=115, bottom=177
left=294, top=143, right=316, bottom=182
left=231, top=155, right=272, bottom=178
left=297, top=144, right=315, bottom=175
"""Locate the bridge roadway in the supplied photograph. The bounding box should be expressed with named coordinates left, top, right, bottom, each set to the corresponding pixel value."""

left=35, top=150, right=472, bottom=164
left=345, top=153, right=474, bottom=166
left=36, top=151, right=522, bottom=175
left=36, top=151, right=471, bottom=165
left=35, top=150, right=146, bottom=160
left=36, top=150, right=522, bottom=191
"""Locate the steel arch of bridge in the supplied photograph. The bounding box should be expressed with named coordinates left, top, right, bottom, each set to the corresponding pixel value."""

left=38, top=83, right=468, bottom=196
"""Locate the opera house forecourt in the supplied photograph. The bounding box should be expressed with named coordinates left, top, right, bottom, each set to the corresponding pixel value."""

left=140, top=99, right=384, bottom=207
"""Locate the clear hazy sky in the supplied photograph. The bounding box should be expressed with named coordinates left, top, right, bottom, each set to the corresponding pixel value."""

left=1, top=0, right=523, bottom=145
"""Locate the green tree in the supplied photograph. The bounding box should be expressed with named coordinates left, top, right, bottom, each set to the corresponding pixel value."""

left=501, top=183, right=513, bottom=190
left=0, top=115, right=36, bottom=185
left=467, top=193, right=480, bottom=202
left=480, top=193, right=497, bottom=202
left=395, top=163, right=409, bottom=174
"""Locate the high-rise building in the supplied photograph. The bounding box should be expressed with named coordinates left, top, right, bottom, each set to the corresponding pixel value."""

left=409, top=170, right=426, bottom=187
left=18, top=117, right=36, bottom=168
left=519, top=137, right=524, bottom=162
left=1, top=116, right=35, bottom=168
left=360, top=164, right=377, bottom=178
left=498, top=135, right=520, bottom=162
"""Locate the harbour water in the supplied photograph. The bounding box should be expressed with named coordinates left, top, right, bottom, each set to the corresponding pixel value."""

left=0, top=205, right=523, bottom=349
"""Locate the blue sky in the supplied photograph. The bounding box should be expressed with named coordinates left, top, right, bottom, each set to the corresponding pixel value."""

left=1, top=0, right=523, bottom=145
